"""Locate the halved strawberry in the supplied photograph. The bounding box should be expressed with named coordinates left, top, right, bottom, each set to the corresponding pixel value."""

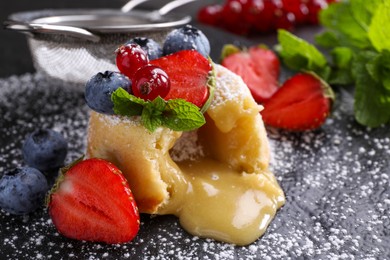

left=150, top=50, right=214, bottom=111
left=221, top=44, right=280, bottom=103
left=47, top=158, right=140, bottom=244
left=261, top=72, right=334, bottom=131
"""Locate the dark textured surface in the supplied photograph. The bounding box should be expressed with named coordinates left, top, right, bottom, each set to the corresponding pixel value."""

left=1, top=6, right=390, bottom=259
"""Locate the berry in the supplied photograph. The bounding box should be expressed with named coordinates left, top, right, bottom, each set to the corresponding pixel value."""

left=85, top=71, right=131, bottom=114
left=0, top=167, right=48, bottom=215
left=262, top=73, right=334, bottom=131
left=126, top=37, right=162, bottom=60
left=163, top=25, right=210, bottom=58
left=197, top=4, right=223, bottom=26
left=151, top=50, right=213, bottom=108
left=47, top=158, right=140, bottom=244
left=220, top=0, right=251, bottom=35
left=22, top=129, right=68, bottom=172
left=116, top=44, right=149, bottom=78
left=221, top=45, right=280, bottom=103
left=307, top=0, right=328, bottom=24
left=132, top=65, right=171, bottom=101
left=243, top=0, right=265, bottom=30
left=281, top=0, right=309, bottom=24
left=275, top=10, right=296, bottom=30
left=255, top=0, right=281, bottom=32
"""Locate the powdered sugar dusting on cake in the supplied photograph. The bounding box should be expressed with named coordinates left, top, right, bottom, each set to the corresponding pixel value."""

left=211, top=64, right=251, bottom=108
left=170, top=131, right=204, bottom=162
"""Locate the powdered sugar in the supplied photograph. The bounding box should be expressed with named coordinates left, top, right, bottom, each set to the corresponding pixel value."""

left=0, top=74, right=389, bottom=259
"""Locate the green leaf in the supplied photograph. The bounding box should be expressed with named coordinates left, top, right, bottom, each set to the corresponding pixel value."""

left=220, top=44, right=242, bottom=61
left=112, top=88, right=144, bottom=117
left=328, top=47, right=354, bottom=85
left=163, top=99, right=206, bottom=131
left=315, top=31, right=340, bottom=48
left=350, top=0, right=381, bottom=31
left=277, top=29, right=330, bottom=79
left=368, top=1, right=390, bottom=52
left=111, top=88, right=206, bottom=132
left=352, top=51, right=390, bottom=127
left=319, top=1, right=371, bottom=49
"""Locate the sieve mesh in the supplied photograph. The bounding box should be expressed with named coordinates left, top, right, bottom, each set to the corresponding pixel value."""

left=27, top=31, right=171, bottom=83
left=9, top=9, right=187, bottom=84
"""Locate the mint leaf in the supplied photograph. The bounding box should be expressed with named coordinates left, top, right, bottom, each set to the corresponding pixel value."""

left=111, top=88, right=206, bottom=132
left=112, top=88, right=144, bottom=117
left=350, top=0, right=381, bottom=30
left=277, top=29, right=330, bottom=79
left=352, top=51, right=390, bottom=127
left=315, top=31, right=340, bottom=48
left=141, top=101, right=163, bottom=132
left=318, top=2, right=371, bottom=49
left=328, top=47, right=354, bottom=85
left=163, top=99, right=206, bottom=131
left=368, top=1, right=390, bottom=52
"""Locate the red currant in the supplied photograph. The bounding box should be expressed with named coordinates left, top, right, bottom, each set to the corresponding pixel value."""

left=282, top=0, right=309, bottom=24
left=275, top=11, right=296, bottom=30
left=116, top=43, right=149, bottom=79
left=197, top=4, right=223, bottom=26
left=221, top=0, right=251, bottom=35
left=307, top=0, right=328, bottom=24
left=132, top=65, right=170, bottom=101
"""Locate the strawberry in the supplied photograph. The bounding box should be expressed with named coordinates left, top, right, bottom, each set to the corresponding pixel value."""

left=47, top=158, right=140, bottom=244
left=221, top=45, right=280, bottom=103
left=150, top=50, right=214, bottom=109
left=261, top=72, right=334, bottom=131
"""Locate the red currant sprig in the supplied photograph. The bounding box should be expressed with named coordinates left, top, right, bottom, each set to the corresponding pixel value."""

left=116, top=43, right=171, bottom=101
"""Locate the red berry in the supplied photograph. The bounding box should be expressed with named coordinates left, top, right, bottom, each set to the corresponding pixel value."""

left=307, top=0, right=328, bottom=24
left=275, top=11, right=296, bottom=30
left=255, top=0, right=281, bottom=32
left=197, top=4, right=223, bottom=26
left=243, top=0, right=265, bottom=27
left=262, top=73, right=334, bottom=131
left=116, top=43, right=149, bottom=79
left=282, top=0, right=309, bottom=24
left=48, top=158, right=140, bottom=244
left=132, top=65, right=171, bottom=101
left=220, top=0, right=251, bottom=35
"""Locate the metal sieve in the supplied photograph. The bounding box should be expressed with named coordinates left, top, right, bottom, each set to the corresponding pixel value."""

left=4, top=0, right=195, bottom=83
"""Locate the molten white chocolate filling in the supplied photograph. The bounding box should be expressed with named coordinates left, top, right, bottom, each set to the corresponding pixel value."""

left=87, top=64, right=285, bottom=245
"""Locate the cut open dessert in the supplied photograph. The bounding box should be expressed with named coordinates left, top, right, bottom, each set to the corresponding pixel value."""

left=87, top=64, right=285, bottom=245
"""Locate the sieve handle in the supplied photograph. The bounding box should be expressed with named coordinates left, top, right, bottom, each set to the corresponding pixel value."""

left=122, top=0, right=198, bottom=15
left=157, top=0, right=198, bottom=16
left=121, top=0, right=152, bottom=13
left=4, top=20, right=101, bottom=42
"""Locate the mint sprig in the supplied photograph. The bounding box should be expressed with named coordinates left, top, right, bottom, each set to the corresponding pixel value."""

left=111, top=88, right=206, bottom=132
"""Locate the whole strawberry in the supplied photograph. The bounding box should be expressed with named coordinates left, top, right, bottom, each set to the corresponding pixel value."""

left=47, top=158, right=140, bottom=244
left=262, top=72, right=334, bottom=131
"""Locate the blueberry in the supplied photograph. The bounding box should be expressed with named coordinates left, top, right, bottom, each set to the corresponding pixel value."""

left=163, top=24, right=210, bottom=57
left=22, top=129, right=68, bottom=172
left=85, top=71, right=131, bottom=114
left=126, top=37, right=162, bottom=60
left=0, top=167, right=48, bottom=215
